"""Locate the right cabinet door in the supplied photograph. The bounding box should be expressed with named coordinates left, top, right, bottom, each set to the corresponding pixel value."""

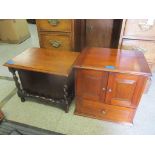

left=105, top=73, right=146, bottom=108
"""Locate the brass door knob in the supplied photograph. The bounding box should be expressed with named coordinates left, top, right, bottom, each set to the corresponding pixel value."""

left=107, top=88, right=112, bottom=92
left=102, top=88, right=106, bottom=91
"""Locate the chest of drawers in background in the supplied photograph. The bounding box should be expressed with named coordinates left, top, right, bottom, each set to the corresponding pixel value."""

left=36, top=19, right=82, bottom=52
left=119, top=19, right=155, bottom=72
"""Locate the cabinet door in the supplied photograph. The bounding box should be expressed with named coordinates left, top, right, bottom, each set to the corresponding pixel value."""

left=105, top=73, right=146, bottom=108
left=76, top=69, right=108, bottom=101
left=85, top=19, right=114, bottom=48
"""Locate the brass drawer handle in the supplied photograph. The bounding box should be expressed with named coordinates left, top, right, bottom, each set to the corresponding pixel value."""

left=49, top=40, right=62, bottom=48
left=132, top=47, right=147, bottom=53
left=48, top=19, right=60, bottom=26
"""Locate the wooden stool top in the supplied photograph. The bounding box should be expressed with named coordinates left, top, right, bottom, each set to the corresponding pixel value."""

left=4, top=48, right=80, bottom=77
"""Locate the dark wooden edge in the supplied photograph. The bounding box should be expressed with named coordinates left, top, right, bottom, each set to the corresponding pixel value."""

left=118, top=19, right=127, bottom=49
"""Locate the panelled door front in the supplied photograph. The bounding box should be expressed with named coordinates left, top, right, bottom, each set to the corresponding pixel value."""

left=105, top=73, right=144, bottom=108
left=76, top=69, right=108, bottom=102
left=85, top=19, right=114, bottom=48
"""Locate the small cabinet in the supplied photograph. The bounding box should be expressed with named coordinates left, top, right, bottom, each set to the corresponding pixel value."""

left=76, top=70, right=145, bottom=108
left=74, top=48, right=151, bottom=124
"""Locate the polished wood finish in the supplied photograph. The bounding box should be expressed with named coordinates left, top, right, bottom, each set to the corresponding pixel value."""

left=4, top=48, right=79, bottom=112
left=74, top=48, right=151, bottom=76
left=119, top=19, right=155, bottom=72
left=81, top=19, right=122, bottom=49
left=36, top=19, right=72, bottom=32
left=4, top=48, right=79, bottom=76
left=105, top=73, right=147, bottom=108
left=39, top=33, right=72, bottom=51
left=85, top=20, right=114, bottom=47
left=75, top=98, right=135, bottom=124
left=76, top=70, right=108, bottom=101
left=74, top=48, right=151, bottom=124
left=36, top=19, right=82, bottom=51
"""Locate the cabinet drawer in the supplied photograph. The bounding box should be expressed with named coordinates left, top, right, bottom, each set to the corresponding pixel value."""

left=75, top=98, right=135, bottom=124
left=121, top=39, right=155, bottom=64
left=39, top=33, right=72, bottom=51
left=124, top=19, right=155, bottom=38
left=37, top=19, right=72, bottom=32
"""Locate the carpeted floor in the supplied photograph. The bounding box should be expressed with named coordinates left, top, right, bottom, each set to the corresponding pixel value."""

left=0, top=24, right=155, bottom=135
left=0, top=120, right=62, bottom=135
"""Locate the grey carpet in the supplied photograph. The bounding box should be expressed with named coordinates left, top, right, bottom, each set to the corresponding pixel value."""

left=0, top=119, right=63, bottom=135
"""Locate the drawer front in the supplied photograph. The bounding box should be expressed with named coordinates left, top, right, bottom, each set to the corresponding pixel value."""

left=40, top=33, right=72, bottom=51
left=121, top=39, right=155, bottom=63
left=124, top=19, right=155, bottom=38
left=75, top=98, right=135, bottom=123
left=37, top=19, right=72, bottom=32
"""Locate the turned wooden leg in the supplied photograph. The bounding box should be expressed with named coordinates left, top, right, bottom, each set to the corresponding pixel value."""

left=64, top=84, right=69, bottom=113
left=9, top=68, right=25, bottom=102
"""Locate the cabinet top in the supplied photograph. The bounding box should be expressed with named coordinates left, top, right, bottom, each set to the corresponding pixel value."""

left=4, top=48, right=80, bottom=77
left=74, top=48, right=152, bottom=76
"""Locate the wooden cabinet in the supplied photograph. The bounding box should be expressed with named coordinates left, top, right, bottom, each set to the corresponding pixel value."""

left=74, top=48, right=151, bottom=124
left=81, top=19, right=122, bottom=48
left=36, top=19, right=82, bottom=51
left=119, top=19, right=155, bottom=72
left=85, top=20, right=114, bottom=47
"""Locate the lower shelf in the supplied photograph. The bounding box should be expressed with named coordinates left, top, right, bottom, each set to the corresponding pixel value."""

left=75, top=98, right=136, bottom=124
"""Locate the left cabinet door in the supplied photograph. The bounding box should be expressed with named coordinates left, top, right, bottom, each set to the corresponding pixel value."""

left=76, top=69, right=108, bottom=102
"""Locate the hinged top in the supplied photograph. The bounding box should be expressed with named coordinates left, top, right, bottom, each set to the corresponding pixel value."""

left=4, top=48, right=80, bottom=77
left=74, top=48, right=152, bottom=76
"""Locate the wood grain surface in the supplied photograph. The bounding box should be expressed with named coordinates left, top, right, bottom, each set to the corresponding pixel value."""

left=4, top=48, right=80, bottom=76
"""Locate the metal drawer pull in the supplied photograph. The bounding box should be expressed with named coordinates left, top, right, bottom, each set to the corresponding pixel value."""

left=101, top=110, right=106, bottom=115
left=50, top=40, right=62, bottom=48
left=132, top=47, right=147, bottom=53
left=48, top=19, right=60, bottom=26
